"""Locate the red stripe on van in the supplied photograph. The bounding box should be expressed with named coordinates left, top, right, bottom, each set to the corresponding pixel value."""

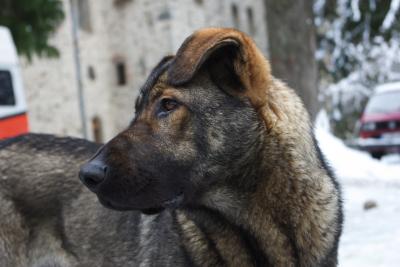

left=0, top=113, right=29, bottom=139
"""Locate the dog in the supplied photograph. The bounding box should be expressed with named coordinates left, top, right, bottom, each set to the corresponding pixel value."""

left=0, top=28, right=342, bottom=267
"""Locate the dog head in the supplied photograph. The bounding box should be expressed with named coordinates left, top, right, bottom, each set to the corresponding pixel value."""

left=79, top=28, right=273, bottom=214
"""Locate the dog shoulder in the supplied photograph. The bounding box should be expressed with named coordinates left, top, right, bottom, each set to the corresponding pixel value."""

left=0, top=133, right=100, bottom=156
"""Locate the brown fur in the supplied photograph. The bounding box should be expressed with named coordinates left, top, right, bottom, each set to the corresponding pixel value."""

left=168, top=28, right=271, bottom=110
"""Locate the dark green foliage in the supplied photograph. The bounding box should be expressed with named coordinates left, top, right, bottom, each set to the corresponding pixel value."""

left=0, top=0, right=65, bottom=61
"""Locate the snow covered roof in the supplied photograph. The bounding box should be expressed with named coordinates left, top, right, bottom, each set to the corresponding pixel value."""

left=0, top=26, right=18, bottom=66
left=374, top=82, right=400, bottom=94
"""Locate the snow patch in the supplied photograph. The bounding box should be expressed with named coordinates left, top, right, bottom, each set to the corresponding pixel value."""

left=315, top=110, right=400, bottom=267
left=351, top=0, right=361, bottom=21
left=381, top=0, right=400, bottom=31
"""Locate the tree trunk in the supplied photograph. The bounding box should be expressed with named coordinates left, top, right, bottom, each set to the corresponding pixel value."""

left=264, top=0, right=318, bottom=121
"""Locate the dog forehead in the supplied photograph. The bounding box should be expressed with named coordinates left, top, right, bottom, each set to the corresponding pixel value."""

left=135, top=56, right=174, bottom=112
left=135, top=53, right=227, bottom=116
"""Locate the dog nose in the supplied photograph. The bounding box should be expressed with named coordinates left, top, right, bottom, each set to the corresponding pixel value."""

left=79, top=160, right=108, bottom=191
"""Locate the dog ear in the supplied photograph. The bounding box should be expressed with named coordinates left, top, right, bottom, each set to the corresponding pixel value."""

left=167, top=28, right=272, bottom=109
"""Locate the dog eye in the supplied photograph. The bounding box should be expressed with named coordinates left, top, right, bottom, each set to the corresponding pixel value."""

left=158, top=98, right=179, bottom=117
left=161, top=98, right=178, bottom=111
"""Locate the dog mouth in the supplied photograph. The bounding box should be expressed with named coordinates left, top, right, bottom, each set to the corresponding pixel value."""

left=97, top=192, right=185, bottom=214
left=98, top=197, right=134, bottom=211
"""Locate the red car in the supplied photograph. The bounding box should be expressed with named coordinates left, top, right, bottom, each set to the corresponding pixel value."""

left=358, top=82, right=400, bottom=159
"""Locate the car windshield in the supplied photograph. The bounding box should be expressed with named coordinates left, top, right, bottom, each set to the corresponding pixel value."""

left=364, top=90, right=400, bottom=114
left=0, top=70, right=15, bottom=106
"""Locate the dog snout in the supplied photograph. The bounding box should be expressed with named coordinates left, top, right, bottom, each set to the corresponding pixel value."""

left=79, top=159, right=108, bottom=191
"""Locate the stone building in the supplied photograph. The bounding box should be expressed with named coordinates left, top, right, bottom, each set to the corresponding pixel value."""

left=21, top=0, right=269, bottom=142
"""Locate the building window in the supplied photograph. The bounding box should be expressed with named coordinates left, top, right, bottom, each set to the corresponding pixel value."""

left=77, top=0, right=92, bottom=32
left=88, top=65, right=96, bottom=80
left=92, top=116, right=103, bottom=143
left=114, top=0, right=132, bottom=8
left=231, top=4, right=240, bottom=29
left=0, top=70, right=15, bottom=106
left=158, top=9, right=171, bottom=21
left=116, top=61, right=127, bottom=86
left=246, top=7, right=256, bottom=36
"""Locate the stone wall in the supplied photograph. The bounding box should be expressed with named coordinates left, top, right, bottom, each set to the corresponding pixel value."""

left=20, top=0, right=82, bottom=137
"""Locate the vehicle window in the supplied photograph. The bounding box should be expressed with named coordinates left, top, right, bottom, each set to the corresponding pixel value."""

left=364, top=91, right=400, bottom=114
left=0, top=70, right=15, bottom=106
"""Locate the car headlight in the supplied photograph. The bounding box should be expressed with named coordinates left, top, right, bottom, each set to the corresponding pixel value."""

left=362, top=122, right=376, bottom=131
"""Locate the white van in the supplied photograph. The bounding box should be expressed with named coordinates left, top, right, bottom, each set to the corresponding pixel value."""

left=0, top=26, right=29, bottom=139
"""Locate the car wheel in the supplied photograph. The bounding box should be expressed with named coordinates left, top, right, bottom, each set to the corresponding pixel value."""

left=371, top=152, right=384, bottom=159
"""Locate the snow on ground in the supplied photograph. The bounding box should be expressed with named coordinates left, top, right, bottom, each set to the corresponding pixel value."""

left=315, top=111, right=400, bottom=267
